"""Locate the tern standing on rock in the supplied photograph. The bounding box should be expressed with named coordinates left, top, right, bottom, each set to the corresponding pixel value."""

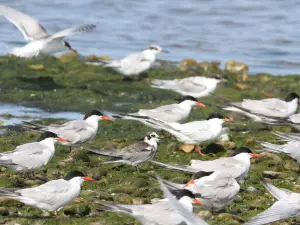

left=87, top=45, right=168, bottom=77
left=0, top=170, right=95, bottom=216
left=0, top=5, right=96, bottom=58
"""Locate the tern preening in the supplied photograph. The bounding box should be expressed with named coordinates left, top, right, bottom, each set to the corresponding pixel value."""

left=244, top=180, right=300, bottom=225
left=0, top=132, right=69, bottom=172
left=86, top=45, right=168, bottom=76
left=87, top=132, right=159, bottom=170
left=152, top=147, right=261, bottom=183
left=152, top=74, right=226, bottom=98
left=0, top=170, right=95, bottom=216
left=0, top=5, right=96, bottom=58
left=98, top=189, right=203, bottom=225
left=219, top=92, right=300, bottom=121
left=22, top=109, right=114, bottom=151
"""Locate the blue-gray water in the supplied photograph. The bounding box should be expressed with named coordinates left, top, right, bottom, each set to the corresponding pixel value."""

left=1, top=0, right=300, bottom=75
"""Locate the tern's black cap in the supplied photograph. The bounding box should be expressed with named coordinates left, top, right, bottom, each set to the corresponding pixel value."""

left=207, top=112, right=224, bottom=120
left=38, top=132, right=58, bottom=141
left=285, top=93, right=300, bottom=102
left=64, top=170, right=85, bottom=180
left=175, top=189, right=195, bottom=200
left=83, top=109, right=104, bottom=120
left=192, top=171, right=214, bottom=180
left=230, top=147, right=252, bottom=157
left=179, top=95, right=198, bottom=103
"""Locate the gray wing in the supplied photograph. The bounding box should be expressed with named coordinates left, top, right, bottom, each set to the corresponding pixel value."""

left=49, top=24, right=96, bottom=40
left=0, top=5, right=49, bottom=40
left=158, top=177, right=210, bottom=225
left=244, top=200, right=300, bottom=225
left=176, top=77, right=208, bottom=93
left=19, top=179, right=71, bottom=205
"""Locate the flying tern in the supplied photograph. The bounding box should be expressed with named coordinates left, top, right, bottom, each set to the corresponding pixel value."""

left=244, top=180, right=300, bottom=225
left=0, top=170, right=95, bottom=216
left=22, top=109, right=113, bottom=151
left=87, top=132, right=159, bottom=170
left=86, top=45, right=168, bottom=76
left=151, top=74, right=226, bottom=98
left=0, top=131, right=69, bottom=172
left=0, top=5, right=96, bottom=58
left=152, top=147, right=261, bottom=182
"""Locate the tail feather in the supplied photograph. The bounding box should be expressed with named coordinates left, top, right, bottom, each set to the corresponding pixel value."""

left=87, top=148, right=121, bottom=157
left=22, top=121, right=45, bottom=131
left=257, top=141, right=284, bottom=153
left=261, top=180, right=291, bottom=200
left=0, top=188, right=20, bottom=198
left=151, top=161, right=195, bottom=173
left=99, top=159, right=126, bottom=165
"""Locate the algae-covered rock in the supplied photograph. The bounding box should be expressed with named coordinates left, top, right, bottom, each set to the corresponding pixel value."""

left=284, top=160, right=300, bottom=172
left=225, top=60, right=248, bottom=81
left=28, top=64, right=45, bottom=70
left=198, top=210, right=213, bottom=220
left=260, top=152, right=282, bottom=164
left=263, top=170, right=283, bottom=179
left=63, top=204, right=91, bottom=216
left=0, top=207, right=9, bottom=216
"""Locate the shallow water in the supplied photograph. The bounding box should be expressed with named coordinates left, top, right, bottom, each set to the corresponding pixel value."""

left=1, top=0, right=300, bottom=75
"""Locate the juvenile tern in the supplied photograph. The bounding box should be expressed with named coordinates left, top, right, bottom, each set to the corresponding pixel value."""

left=157, top=176, right=210, bottom=225
left=98, top=189, right=203, bottom=225
left=152, top=74, right=226, bottom=98
left=0, top=5, right=96, bottom=58
left=145, top=112, right=231, bottom=156
left=87, top=132, right=159, bottom=169
left=0, top=132, right=69, bottom=172
left=113, top=95, right=206, bottom=127
left=87, top=45, right=168, bottom=76
left=22, top=109, right=113, bottom=150
left=0, top=170, right=95, bottom=216
left=152, top=147, right=261, bottom=182
left=219, top=92, right=300, bottom=120
left=160, top=171, right=240, bottom=212
left=244, top=180, right=300, bottom=225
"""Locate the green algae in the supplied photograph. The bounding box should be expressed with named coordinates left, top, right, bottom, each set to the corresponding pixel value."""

left=0, top=56, right=300, bottom=224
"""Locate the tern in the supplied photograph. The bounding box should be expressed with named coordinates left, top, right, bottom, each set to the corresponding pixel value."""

left=113, top=95, right=206, bottom=127
left=144, top=112, right=231, bottom=156
left=0, top=5, right=96, bottom=58
left=87, top=132, right=159, bottom=170
left=218, top=92, right=300, bottom=121
left=98, top=189, right=203, bottom=225
left=160, top=171, right=240, bottom=213
left=152, top=147, right=261, bottom=183
left=157, top=176, right=210, bottom=225
left=22, top=109, right=114, bottom=151
left=87, top=45, right=168, bottom=76
left=244, top=180, right=300, bottom=225
left=152, top=74, right=226, bottom=98
left=0, top=131, right=69, bottom=172
left=0, top=170, right=95, bottom=216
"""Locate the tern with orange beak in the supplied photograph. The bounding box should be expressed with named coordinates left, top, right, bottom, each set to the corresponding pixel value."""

left=0, top=132, right=70, bottom=172
left=98, top=188, right=203, bottom=225
left=152, top=147, right=261, bottom=183
left=0, top=170, right=95, bottom=216
left=112, top=95, right=206, bottom=130
left=143, top=112, right=231, bottom=156
left=22, top=109, right=114, bottom=151
left=0, top=5, right=96, bottom=58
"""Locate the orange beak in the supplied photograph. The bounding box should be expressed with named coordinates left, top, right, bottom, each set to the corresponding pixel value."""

left=55, top=137, right=70, bottom=142
left=192, top=199, right=204, bottom=205
left=196, top=102, right=206, bottom=108
left=250, top=153, right=262, bottom=158
left=83, top=176, right=95, bottom=181
left=224, top=118, right=233, bottom=122
left=184, top=180, right=195, bottom=188
left=101, top=115, right=114, bottom=122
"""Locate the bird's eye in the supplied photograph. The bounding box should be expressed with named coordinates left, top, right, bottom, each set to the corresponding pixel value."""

left=150, top=134, right=155, bottom=138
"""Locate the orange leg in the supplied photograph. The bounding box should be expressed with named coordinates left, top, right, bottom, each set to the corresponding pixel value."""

left=196, top=145, right=206, bottom=156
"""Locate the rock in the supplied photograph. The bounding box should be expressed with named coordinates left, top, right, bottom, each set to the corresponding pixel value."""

left=89, top=222, right=106, bottom=225
left=198, top=210, right=213, bottom=220
left=284, top=160, right=300, bottom=172
left=216, top=213, right=241, bottom=224
left=0, top=207, right=9, bottom=216
left=246, top=186, right=257, bottom=193
left=202, top=143, right=225, bottom=154
left=180, top=144, right=195, bottom=153
left=87, top=54, right=110, bottom=62
left=132, top=198, right=145, bottom=205
left=63, top=204, right=90, bottom=216
left=23, top=179, right=44, bottom=186
left=225, top=60, right=249, bottom=81
left=248, top=198, right=266, bottom=210
left=28, top=64, right=45, bottom=70
left=218, top=141, right=236, bottom=150
left=296, top=176, right=300, bottom=185
left=235, top=83, right=249, bottom=90
left=166, top=142, right=177, bottom=151
left=181, top=59, right=198, bottom=67
left=57, top=52, right=78, bottom=63
left=198, top=61, right=221, bottom=72
left=263, top=170, right=283, bottom=179
left=260, top=152, right=282, bottom=164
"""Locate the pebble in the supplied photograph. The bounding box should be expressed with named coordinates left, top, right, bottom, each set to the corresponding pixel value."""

left=263, top=170, right=283, bottom=179
left=198, top=210, right=213, bottom=220
left=260, top=152, right=282, bottom=164
left=246, top=186, right=257, bottom=193
left=284, top=160, right=300, bottom=172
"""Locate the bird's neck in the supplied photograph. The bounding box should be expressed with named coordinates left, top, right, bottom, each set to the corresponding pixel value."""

left=39, top=138, right=56, bottom=150
left=178, top=196, right=193, bottom=212
left=142, top=50, right=156, bottom=62
left=85, top=116, right=99, bottom=129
